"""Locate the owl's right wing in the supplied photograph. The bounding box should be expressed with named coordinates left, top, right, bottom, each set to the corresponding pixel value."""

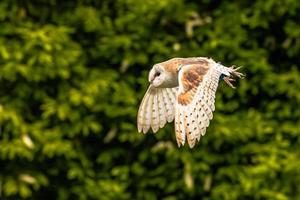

left=175, top=61, right=227, bottom=148
left=137, top=85, right=178, bottom=133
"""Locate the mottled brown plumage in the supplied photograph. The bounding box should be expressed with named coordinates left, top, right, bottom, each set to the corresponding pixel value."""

left=178, top=63, right=209, bottom=105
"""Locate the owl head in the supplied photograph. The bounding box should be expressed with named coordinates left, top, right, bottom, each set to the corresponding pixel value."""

left=148, top=64, right=166, bottom=87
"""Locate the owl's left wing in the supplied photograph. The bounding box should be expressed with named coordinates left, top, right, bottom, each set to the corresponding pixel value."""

left=137, top=85, right=178, bottom=134
left=175, top=61, right=224, bottom=148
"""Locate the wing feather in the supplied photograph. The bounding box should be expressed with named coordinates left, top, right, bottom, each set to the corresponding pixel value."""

left=137, top=88, right=149, bottom=133
left=137, top=86, right=177, bottom=134
left=144, top=91, right=153, bottom=133
left=185, top=106, right=197, bottom=148
left=151, top=91, right=160, bottom=133
left=176, top=105, right=186, bottom=147
left=162, top=89, right=174, bottom=122
left=157, top=89, right=167, bottom=128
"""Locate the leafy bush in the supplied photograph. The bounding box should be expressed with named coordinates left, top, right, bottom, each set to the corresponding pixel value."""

left=0, top=0, right=299, bottom=199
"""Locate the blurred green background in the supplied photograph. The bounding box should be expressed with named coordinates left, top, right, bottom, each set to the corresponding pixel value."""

left=0, top=0, right=300, bottom=199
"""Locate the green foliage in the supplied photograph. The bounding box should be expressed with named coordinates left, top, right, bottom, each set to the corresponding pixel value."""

left=0, top=0, right=299, bottom=199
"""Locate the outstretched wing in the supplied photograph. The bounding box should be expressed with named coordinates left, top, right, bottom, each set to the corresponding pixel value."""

left=175, top=60, right=227, bottom=148
left=137, top=85, right=178, bottom=134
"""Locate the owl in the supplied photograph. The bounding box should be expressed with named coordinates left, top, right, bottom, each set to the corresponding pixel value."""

left=137, top=57, right=245, bottom=148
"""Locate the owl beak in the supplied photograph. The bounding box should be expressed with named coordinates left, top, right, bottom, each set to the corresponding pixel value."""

left=149, top=74, right=155, bottom=83
left=148, top=67, right=157, bottom=83
left=149, top=77, right=154, bottom=84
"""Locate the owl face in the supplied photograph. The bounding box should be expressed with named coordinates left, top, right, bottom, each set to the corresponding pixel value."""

left=148, top=64, right=165, bottom=87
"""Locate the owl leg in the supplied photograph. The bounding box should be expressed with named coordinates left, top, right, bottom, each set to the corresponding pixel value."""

left=223, top=76, right=236, bottom=89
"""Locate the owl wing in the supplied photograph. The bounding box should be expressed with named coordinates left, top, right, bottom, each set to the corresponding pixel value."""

left=175, top=61, right=227, bottom=148
left=137, top=85, right=178, bottom=134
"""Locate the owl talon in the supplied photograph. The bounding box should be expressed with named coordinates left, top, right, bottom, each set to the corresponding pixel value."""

left=223, top=76, right=236, bottom=89
left=230, top=66, right=245, bottom=79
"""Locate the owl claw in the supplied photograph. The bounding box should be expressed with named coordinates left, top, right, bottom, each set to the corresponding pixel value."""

left=224, top=66, right=245, bottom=89
left=230, top=66, right=245, bottom=79
left=223, top=76, right=236, bottom=89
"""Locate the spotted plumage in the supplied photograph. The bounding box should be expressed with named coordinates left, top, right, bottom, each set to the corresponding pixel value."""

left=137, top=57, right=245, bottom=148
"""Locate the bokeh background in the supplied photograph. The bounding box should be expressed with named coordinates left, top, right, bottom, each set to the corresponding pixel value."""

left=0, top=0, right=300, bottom=199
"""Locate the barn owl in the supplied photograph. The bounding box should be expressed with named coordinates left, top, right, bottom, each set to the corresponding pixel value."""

left=137, top=57, right=245, bottom=148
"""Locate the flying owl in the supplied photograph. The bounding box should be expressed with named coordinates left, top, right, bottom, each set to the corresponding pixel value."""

left=137, top=57, right=245, bottom=148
